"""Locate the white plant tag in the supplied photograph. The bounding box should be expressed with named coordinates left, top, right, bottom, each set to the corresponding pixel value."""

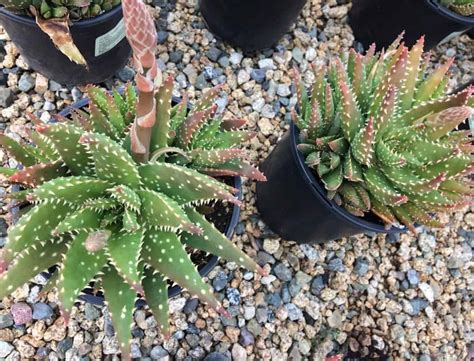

left=94, top=18, right=126, bottom=57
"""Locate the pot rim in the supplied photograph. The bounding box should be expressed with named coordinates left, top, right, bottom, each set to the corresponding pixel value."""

left=0, top=3, right=123, bottom=28
left=427, top=0, right=474, bottom=25
left=289, top=122, right=405, bottom=234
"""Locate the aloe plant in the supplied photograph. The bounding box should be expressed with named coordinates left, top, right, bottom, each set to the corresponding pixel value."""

left=293, top=36, right=473, bottom=232
left=0, top=0, right=265, bottom=358
left=440, top=0, right=474, bottom=16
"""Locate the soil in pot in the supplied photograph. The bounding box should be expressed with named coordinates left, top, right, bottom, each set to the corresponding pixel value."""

left=256, top=123, right=404, bottom=244
left=0, top=5, right=131, bottom=85
left=349, top=0, right=474, bottom=51
left=199, top=0, right=307, bottom=52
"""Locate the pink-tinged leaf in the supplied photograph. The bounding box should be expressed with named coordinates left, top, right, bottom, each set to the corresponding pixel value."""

left=343, top=153, right=364, bottom=182
left=293, top=67, right=308, bottom=118
left=69, top=108, right=92, bottom=131
left=307, top=98, right=323, bottom=139
left=191, top=149, right=248, bottom=167
left=401, top=88, right=472, bottom=125
left=402, top=203, right=446, bottom=229
left=386, top=32, right=405, bottom=54
left=198, top=160, right=267, bottom=181
left=9, top=161, right=68, bottom=187
left=352, top=117, right=375, bottom=167
left=311, top=63, right=327, bottom=108
left=324, top=83, right=334, bottom=124
left=440, top=179, right=474, bottom=196
left=415, top=58, right=454, bottom=103
left=176, top=105, right=216, bottom=149
left=371, top=198, right=397, bottom=227
left=340, top=80, right=363, bottom=141
left=88, top=101, right=118, bottom=139
left=425, top=106, right=473, bottom=140
left=221, top=118, right=247, bottom=131
left=364, top=168, right=408, bottom=206
left=374, top=85, right=398, bottom=138
left=392, top=206, right=417, bottom=234
left=370, top=46, right=409, bottom=116
left=352, top=53, right=367, bottom=106
left=191, top=85, right=222, bottom=114
left=400, top=36, right=425, bottom=111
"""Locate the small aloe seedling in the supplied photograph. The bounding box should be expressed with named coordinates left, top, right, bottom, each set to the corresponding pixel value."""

left=0, top=0, right=265, bottom=358
left=293, top=35, right=473, bottom=232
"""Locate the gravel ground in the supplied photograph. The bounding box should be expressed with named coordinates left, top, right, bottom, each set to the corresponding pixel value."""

left=0, top=0, right=473, bottom=360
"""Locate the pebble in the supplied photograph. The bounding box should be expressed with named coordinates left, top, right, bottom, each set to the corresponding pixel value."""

left=250, top=68, right=266, bottom=83
left=327, top=258, right=345, bottom=272
left=237, top=69, right=250, bottom=85
left=226, top=288, right=241, bottom=305
left=183, top=298, right=199, bottom=314
left=207, top=47, right=222, bottom=62
left=116, top=66, right=135, bottom=82
left=0, top=314, right=14, bottom=329
left=273, top=263, right=292, bottom=282
left=18, top=73, right=34, bottom=92
left=0, top=341, right=14, bottom=358
left=406, top=269, right=420, bottom=286
left=262, top=238, right=279, bottom=254
left=409, top=298, right=429, bottom=316
left=285, top=303, right=303, bottom=321
left=11, top=302, right=32, bottom=325
left=157, top=30, right=169, bottom=44
left=0, top=87, right=13, bottom=107
left=213, top=271, right=228, bottom=291
left=150, top=345, right=169, bottom=360
left=204, top=352, right=230, bottom=361
left=258, top=58, right=275, bottom=70
left=419, top=283, right=435, bottom=302
left=57, top=337, right=73, bottom=358
left=354, top=257, right=369, bottom=276
left=32, top=303, right=53, bottom=320
left=84, top=303, right=100, bottom=321
left=231, top=343, right=247, bottom=361
left=229, top=52, right=243, bottom=65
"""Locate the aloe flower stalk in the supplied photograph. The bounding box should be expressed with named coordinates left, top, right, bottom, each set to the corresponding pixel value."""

left=0, top=0, right=265, bottom=358
left=293, top=36, right=473, bottom=233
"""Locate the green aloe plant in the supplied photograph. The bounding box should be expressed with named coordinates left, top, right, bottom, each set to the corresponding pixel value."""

left=293, top=36, right=473, bottom=232
left=440, top=0, right=474, bottom=16
left=0, top=0, right=265, bottom=358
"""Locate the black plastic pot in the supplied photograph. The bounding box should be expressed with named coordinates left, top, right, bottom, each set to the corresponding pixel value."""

left=349, top=0, right=474, bottom=51
left=0, top=5, right=131, bottom=85
left=199, top=0, right=307, bottom=52
left=52, top=97, right=242, bottom=305
left=256, top=123, right=404, bottom=244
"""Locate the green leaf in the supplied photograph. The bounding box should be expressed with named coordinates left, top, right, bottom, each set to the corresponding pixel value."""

left=182, top=208, right=264, bottom=275
left=107, top=230, right=144, bottom=293
left=364, top=168, right=408, bottom=206
left=122, top=209, right=140, bottom=232
left=321, top=165, right=343, bottom=191
left=37, top=123, right=93, bottom=176
left=0, top=134, right=39, bottom=166
left=31, top=177, right=112, bottom=203
left=142, top=231, right=221, bottom=311
left=54, top=208, right=103, bottom=235
left=1, top=202, right=72, bottom=269
left=137, top=189, right=202, bottom=234
left=57, top=232, right=107, bottom=318
left=80, top=133, right=141, bottom=188
left=142, top=268, right=170, bottom=336
left=0, top=238, right=69, bottom=299
left=107, top=184, right=141, bottom=212
left=101, top=265, right=136, bottom=360
left=343, top=153, right=364, bottom=182
left=139, top=162, right=239, bottom=206
left=151, top=76, right=173, bottom=154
